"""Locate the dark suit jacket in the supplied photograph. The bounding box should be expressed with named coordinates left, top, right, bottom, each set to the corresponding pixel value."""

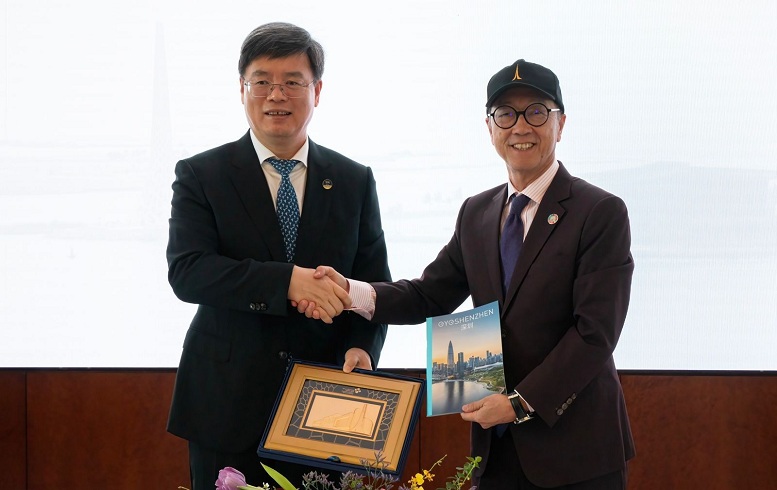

left=370, top=163, right=634, bottom=487
left=166, top=131, right=391, bottom=453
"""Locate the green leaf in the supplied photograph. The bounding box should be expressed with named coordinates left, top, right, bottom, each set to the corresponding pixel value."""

left=261, top=462, right=298, bottom=490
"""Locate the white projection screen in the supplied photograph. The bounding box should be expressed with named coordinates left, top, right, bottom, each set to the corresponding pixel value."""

left=1, top=1, right=775, bottom=371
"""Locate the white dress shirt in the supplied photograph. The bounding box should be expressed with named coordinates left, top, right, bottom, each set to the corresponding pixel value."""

left=249, top=130, right=309, bottom=212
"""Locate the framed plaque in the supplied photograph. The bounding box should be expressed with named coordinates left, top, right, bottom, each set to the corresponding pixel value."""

left=257, top=360, right=424, bottom=476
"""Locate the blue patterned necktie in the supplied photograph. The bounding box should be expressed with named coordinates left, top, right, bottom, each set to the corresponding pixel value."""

left=500, top=193, right=532, bottom=294
left=267, top=157, right=300, bottom=263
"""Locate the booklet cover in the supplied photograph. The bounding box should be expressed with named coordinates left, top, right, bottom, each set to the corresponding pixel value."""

left=425, top=301, right=506, bottom=416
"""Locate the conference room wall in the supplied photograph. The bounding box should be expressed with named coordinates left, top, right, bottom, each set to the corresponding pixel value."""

left=0, top=370, right=775, bottom=489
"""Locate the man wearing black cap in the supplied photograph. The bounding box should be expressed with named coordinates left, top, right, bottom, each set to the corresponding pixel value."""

left=301, top=59, right=635, bottom=489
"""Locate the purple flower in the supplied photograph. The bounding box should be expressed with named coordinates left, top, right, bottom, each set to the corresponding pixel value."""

left=216, top=467, right=248, bottom=490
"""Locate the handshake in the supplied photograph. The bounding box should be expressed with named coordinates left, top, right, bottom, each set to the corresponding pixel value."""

left=288, top=265, right=350, bottom=324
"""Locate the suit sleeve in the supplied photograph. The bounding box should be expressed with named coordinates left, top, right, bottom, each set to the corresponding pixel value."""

left=371, top=198, right=473, bottom=324
left=517, top=194, right=634, bottom=426
left=166, top=159, right=293, bottom=316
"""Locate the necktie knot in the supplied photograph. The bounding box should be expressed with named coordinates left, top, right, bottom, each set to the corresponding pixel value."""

left=508, top=193, right=532, bottom=218
left=267, top=157, right=298, bottom=177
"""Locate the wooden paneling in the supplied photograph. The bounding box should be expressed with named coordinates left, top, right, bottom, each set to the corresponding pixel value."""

left=2, top=369, right=776, bottom=489
left=391, top=370, right=471, bottom=488
left=25, top=370, right=188, bottom=490
left=0, top=370, right=26, bottom=489
left=621, top=373, right=777, bottom=490
left=418, top=412, right=471, bottom=487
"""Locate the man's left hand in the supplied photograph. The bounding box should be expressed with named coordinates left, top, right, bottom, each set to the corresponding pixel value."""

left=343, top=348, right=372, bottom=373
left=460, top=394, right=516, bottom=429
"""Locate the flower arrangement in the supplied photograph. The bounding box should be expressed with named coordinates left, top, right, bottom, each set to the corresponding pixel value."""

left=202, top=452, right=481, bottom=490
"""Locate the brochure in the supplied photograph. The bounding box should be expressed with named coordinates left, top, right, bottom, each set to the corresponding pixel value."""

left=425, top=301, right=506, bottom=416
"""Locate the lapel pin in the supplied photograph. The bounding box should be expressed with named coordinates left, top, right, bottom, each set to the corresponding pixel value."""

left=322, top=179, right=333, bottom=190
left=547, top=214, right=559, bottom=225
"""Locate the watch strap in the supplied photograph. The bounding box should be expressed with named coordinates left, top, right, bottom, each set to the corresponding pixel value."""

left=508, top=390, right=534, bottom=424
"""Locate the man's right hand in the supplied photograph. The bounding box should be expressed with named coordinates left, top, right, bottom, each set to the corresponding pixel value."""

left=293, top=266, right=349, bottom=320
left=312, top=266, right=348, bottom=290
left=288, top=266, right=351, bottom=324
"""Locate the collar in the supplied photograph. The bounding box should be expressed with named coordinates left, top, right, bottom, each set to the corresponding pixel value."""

left=249, top=130, right=310, bottom=166
left=505, top=160, right=560, bottom=205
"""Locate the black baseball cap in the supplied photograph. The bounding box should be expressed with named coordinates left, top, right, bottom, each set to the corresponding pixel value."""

left=486, top=59, right=564, bottom=113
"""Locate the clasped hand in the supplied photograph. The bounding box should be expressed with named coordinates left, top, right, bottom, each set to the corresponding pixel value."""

left=289, top=267, right=371, bottom=374
left=290, top=265, right=349, bottom=321
left=288, top=266, right=350, bottom=324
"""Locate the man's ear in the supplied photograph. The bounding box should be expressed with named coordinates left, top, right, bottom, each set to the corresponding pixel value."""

left=313, top=79, right=323, bottom=107
left=239, top=77, right=246, bottom=105
left=556, top=113, right=567, bottom=142
left=486, top=116, right=495, bottom=144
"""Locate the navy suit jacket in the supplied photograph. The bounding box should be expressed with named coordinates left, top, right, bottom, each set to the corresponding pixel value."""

left=166, top=131, right=391, bottom=452
left=370, top=163, right=634, bottom=487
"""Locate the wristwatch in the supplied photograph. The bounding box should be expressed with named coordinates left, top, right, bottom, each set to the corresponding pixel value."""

left=507, top=390, right=534, bottom=424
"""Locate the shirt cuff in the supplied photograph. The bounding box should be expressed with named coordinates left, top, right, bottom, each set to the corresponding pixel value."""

left=347, top=279, right=376, bottom=321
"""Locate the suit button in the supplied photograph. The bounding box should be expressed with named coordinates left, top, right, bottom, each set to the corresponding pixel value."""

left=249, top=303, right=257, bottom=310
left=562, top=403, right=568, bottom=410
left=567, top=397, right=574, bottom=404
left=258, top=303, right=268, bottom=311
left=557, top=409, right=564, bottom=416
left=278, top=351, right=288, bottom=360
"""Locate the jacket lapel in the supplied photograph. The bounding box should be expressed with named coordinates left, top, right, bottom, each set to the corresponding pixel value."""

left=293, top=139, right=333, bottom=265
left=227, top=131, right=287, bottom=262
left=485, top=187, right=509, bottom=304
left=503, top=163, right=572, bottom=312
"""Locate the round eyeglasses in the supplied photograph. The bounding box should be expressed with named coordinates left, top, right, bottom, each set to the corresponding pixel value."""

left=243, top=79, right=314, bottom=98
left=488, top=102, right=561, bottom=129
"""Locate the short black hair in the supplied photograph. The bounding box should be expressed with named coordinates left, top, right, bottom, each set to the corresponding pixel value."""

left=238, top=22, right=324, bottom=81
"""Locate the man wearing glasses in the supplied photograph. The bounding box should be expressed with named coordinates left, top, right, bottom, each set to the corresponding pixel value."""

left=302, top=60, right=635, bottom=489
left=165, top=22, right=391, bottom=489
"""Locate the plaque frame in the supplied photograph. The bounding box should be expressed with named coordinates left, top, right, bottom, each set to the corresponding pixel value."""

left=257, top=360, right=424, bottom=476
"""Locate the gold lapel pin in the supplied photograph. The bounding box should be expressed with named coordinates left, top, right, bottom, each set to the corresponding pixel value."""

left=322, top=179, right=333, bottom=190
left=547, top=214, right=559, bottom=225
